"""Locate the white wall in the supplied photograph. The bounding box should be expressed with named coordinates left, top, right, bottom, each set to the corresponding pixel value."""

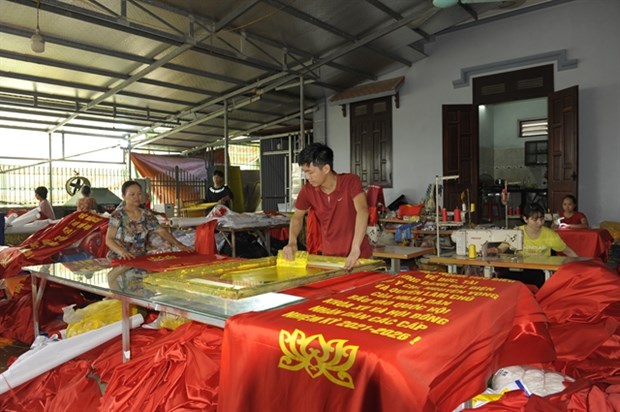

left=491, top=99, right=547, bottom=148
left=324, top=0, right=620, bottom=225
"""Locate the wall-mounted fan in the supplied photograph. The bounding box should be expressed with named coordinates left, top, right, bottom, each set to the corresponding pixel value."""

left=65, top=175, right=91, bottom=196
left=433, top=0, right=525, bottom=8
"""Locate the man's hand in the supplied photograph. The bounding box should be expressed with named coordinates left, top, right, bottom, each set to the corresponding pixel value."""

left=344, top=247, right=361, bottom=271
left=283, top=244, right=298, bottom=260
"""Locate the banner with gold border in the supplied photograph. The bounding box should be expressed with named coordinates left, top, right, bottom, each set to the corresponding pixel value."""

left=219, top=271, right=554, bottom=412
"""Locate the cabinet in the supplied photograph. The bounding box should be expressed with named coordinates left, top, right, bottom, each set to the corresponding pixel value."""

left=524, top=140, right=548, bottom=165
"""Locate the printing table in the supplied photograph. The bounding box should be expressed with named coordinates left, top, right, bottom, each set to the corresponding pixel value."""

left=24, top=253, right=382, bottom=363
left=25, top=258, right=303, bottom=362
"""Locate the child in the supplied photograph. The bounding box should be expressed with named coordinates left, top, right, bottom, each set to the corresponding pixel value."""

left=34, top=186, right=56, bottom=220
left=557, top=194, right=589, bottom=228
left=495, top=203, right=578, bottom=288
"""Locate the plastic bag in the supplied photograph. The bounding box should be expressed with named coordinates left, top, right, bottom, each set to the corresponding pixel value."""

left=65, top=299, right=138, bottom=338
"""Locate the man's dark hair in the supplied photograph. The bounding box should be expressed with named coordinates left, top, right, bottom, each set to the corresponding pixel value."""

left=523, top=202, right=545, bottom=219
left=213, top=170, right=224, bottom=178
left=81, top=185, right=91, bottom=196
left=35, top=186, right=48, bottom=199
left=298, top=143, right=334, bottom=170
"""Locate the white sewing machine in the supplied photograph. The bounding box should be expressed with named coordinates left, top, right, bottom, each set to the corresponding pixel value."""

left=451, top=229, right=523, bottom=256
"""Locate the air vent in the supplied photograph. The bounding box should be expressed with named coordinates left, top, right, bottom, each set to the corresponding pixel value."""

left=517, top=77, right=544, bottom=90
left=480, top=83, right=507, bottom=96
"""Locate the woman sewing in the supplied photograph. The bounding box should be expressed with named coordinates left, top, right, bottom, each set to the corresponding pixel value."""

left=493, top=203, right=578, bottom=288
left=106, top=180, right=192, bottom=259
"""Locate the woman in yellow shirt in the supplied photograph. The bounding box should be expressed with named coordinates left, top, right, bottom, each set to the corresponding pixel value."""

left=496, top=203, right=578, bottom=288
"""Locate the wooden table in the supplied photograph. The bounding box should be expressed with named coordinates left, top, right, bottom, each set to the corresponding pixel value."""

left=372, top=245, right=433, bottom=272
left=428, top=253, right=590, bottom=280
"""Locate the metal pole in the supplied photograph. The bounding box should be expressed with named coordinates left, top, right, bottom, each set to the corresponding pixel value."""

left=299, top=74, right=305, bottom=150
left=48, top=132, right=53, bottom=204
left=223, top=99, right=229, bottom=187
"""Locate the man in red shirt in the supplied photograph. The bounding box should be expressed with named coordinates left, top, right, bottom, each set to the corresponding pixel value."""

left=283, top=143, right=372, bottom=270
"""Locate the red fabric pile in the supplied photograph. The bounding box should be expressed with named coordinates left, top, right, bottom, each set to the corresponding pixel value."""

left=473, top=260, right=620, bottom=411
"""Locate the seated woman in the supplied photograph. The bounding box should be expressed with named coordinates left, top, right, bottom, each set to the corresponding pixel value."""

left=106, top=180, right=192, bottom=260
left=77, top=185, right=98, bottom=213
left=494, top=203, right=578, bottom=288
left=34, top=186, right=56, bottom=220
left=557, top=194, right=589, bottom=228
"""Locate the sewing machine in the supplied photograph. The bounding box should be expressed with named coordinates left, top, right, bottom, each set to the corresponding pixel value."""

left=451, top=229, right=523, bottom=256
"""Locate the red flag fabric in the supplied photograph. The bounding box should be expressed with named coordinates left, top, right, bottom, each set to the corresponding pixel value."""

left=110, top=251, right=228, bottom=271
left=0, top=212, right=108, bottom=279
left=536, top=260, right=620, bottom=380
left=305, top=208, right=322, bottom=254
left=98, top=322, right=222, bottom=411
left=219, top=271, right=554, bottom=412
left=195, top=220, right=218, bottom=255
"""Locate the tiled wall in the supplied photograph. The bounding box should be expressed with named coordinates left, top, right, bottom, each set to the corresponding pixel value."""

left=480, top=147, right=546, bottom=188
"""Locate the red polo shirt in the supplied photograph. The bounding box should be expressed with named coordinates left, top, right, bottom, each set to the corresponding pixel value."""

left=295, top=173, right=372, bottom=258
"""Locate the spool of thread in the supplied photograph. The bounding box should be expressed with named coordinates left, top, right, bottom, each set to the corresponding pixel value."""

left=441, top=208, right=448, bottom=221
left=454, top=208, right=461, bottom=222
left=516, top=206, right=521, bottom=216
left=470, top=203, right=476, bottom=213
left=508, top=206, right=513, bottom=216
left=468, top=244, right=477, bottom=258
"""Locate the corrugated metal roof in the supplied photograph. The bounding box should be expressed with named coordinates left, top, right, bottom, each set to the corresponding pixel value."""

left=0, top=0, right=557, bottom=156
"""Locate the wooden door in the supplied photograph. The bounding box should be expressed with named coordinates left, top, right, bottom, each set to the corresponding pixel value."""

left=441, top=104, right=479, bottom=221
left=547, top=86, right=579, bottom=213
left=350, top=97, right=393, bottom=187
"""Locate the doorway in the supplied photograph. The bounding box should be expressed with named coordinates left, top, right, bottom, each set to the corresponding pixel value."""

left=478, top=98, right=548, bottom=226
left=441, top=65, right=578, bottom=224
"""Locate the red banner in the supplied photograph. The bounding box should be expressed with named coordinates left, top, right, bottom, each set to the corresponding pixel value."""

left=219, top=271, right=554, bottom=412
left=0, top=212, right=108, bottom=278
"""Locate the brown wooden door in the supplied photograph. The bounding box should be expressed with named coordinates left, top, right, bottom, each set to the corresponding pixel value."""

left=350, top=97, right=393, bottom=187
left=441, top=104, right=479, bottom=221
left=547, top=86, right=579, bottom=213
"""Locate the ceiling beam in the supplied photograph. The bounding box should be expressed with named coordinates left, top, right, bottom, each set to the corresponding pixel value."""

left=261, top=0, right=413, bottom=67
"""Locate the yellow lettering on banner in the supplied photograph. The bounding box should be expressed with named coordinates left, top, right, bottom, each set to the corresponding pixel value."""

left=347, top=295, right=372, bottom=303
left=398, top=321, right=428, bottom=331
left=282, top=311, right=324, bottom=323
left=409, top=312, right=450, bottom=325
left=341, top=311, right=370, bottom=320
left=370, top=291, right=392, bottom=299
left=309, top=306, right=345, bottom=316
left=409, top=336, right=422, bottom=345
left=279, top=328, right=358, bottom=389
left=324, top=298, right=355, bottom=308
left=277, top=273, right=502, bottom=344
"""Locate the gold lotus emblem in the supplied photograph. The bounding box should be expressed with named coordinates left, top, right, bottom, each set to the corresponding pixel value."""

left=278, top=328, right=358, bottom=389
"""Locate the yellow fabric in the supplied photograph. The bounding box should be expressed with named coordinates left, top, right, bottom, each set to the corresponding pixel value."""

left=65, top=299, right=138, bottom=337
left=600, top=221, right=620, bottom=242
